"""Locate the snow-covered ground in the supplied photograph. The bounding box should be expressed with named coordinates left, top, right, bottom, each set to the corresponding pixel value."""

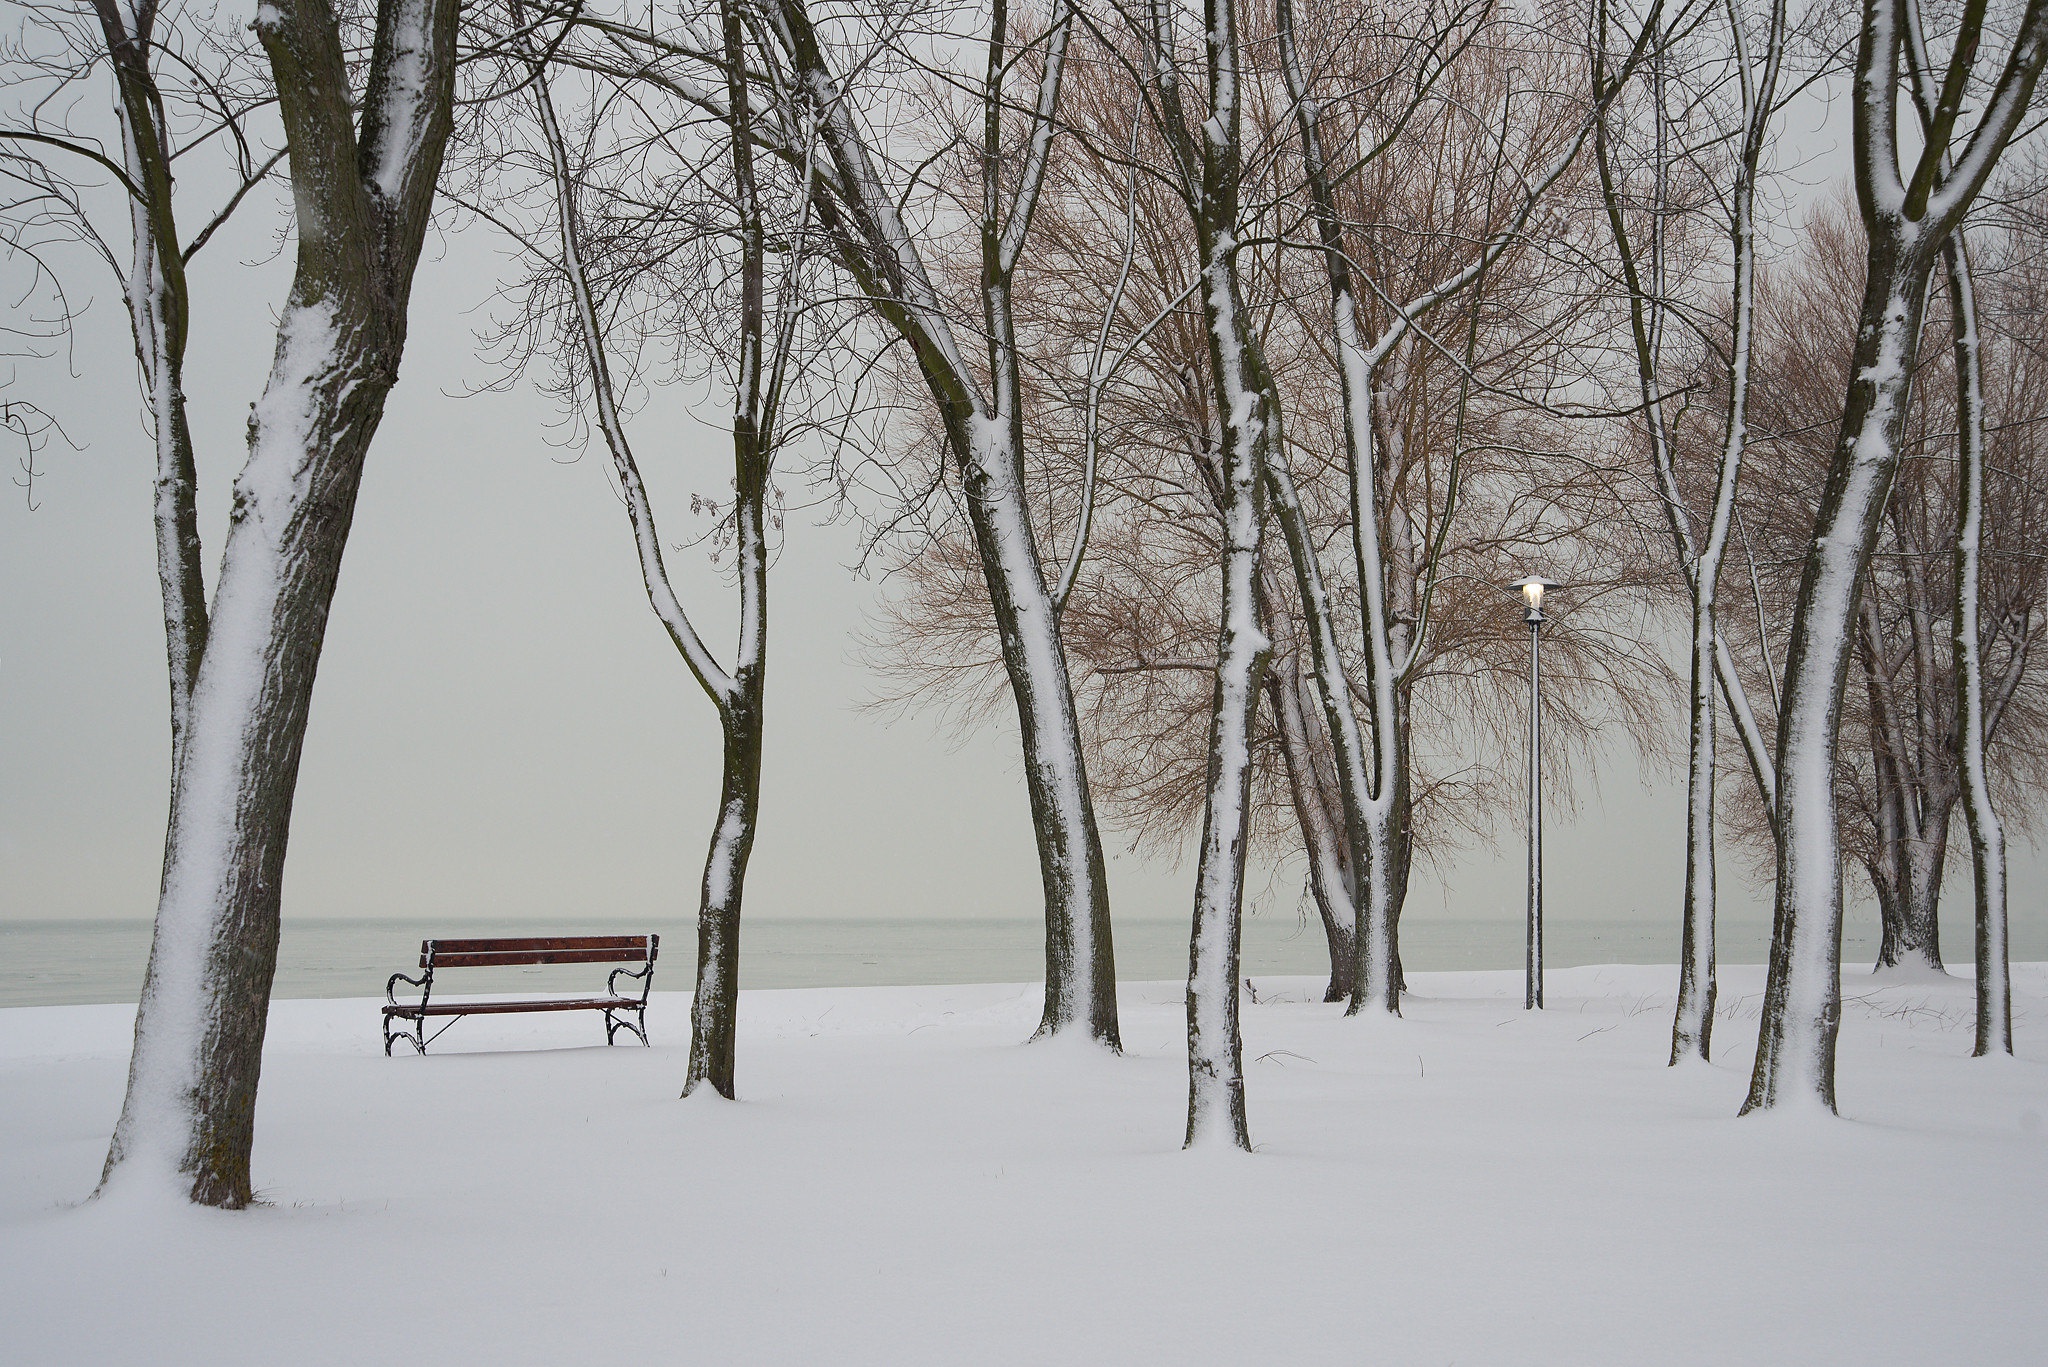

left=3, top=963, right=2043, bottom=1365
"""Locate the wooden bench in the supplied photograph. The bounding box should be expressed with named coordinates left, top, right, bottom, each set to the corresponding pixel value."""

left=382, top=935, right=659, bottom=1056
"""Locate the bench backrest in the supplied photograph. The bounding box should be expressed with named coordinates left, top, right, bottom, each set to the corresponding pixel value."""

left=421, top=935, right=658, bottom=970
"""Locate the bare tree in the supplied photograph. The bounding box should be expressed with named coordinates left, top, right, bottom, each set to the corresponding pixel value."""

left=751, top=0, right=1124, bottom=1047
left=463, top=0, right=844, bottom=1096
left=1742, top=0, right=2047, bottom=1114
left=1265, top=0, right=1668, bottom=1017
left=8, top=0, right=469, bottom=1206
left=866, top=2, right=1677, bottom=1009
left=7, top=0, right=460, bottom=1204
left=2, top=1, right=283, bottom=773
left=1593, top=0, right=1793, bottom=1063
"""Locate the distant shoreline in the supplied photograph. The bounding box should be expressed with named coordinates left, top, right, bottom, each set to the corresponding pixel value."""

left=5, top=909, right=2026, bottom=1009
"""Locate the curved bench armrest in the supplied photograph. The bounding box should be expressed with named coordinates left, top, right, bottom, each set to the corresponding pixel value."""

left=607, top=960, right=655, bottom=1004
left=387, top=969, right=430, bottom=1008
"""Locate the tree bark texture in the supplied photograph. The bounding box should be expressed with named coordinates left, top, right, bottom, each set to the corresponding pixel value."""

left=101, top=0, right=461, bottom=1205
left=1745, top=236, right=1933, bottom=1115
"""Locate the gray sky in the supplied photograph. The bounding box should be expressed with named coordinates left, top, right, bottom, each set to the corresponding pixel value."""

left=2, top=75, right=2038, bottom=953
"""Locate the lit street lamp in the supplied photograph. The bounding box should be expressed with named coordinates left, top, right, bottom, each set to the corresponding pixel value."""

left=1510, top=575, right=1559, bottom=1010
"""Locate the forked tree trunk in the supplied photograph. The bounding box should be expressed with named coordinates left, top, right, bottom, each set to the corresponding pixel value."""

left=1745, top=0, right=2048, bottom=1112
left=681, top=0, right=776, bottom=1100
left=1271, top=0, right=1661, bottom=1020
left=1747, top=244, right=1935, bottom=1114
left=524, top=0, right=779, bottom=1098
left=100, top=0, right=460, bottom=1206
left=1595, top=0, right=1785, bottom=1065
left=771, top=0, right=1119, bottom=1048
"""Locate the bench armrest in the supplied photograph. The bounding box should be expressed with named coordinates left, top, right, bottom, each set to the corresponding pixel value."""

left=387, top=969, right=430, bottom=1008
left=607, top=960, right=655, bottom=1005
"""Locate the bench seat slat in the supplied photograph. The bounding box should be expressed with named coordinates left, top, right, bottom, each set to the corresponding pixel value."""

left=384, top=998, right=638, bottom=1018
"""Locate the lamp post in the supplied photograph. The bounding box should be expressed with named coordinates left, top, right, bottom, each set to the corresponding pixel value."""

left=1511, top=575, right=1558, bottom=1010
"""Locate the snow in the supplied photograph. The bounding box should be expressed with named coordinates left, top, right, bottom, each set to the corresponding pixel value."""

left=370, top=1, right=436, bottom=199
left=9, top=965, right=2044, bottom=1363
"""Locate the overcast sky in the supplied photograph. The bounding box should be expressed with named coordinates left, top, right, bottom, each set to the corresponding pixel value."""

left=2, top=68, right=2037, bottom=957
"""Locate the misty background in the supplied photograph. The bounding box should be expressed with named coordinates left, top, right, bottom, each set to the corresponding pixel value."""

left=2, top=81, right=2038, bottom=973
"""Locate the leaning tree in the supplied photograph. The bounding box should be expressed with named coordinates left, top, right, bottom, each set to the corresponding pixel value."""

left=0, top=0, right=464, bottom=1205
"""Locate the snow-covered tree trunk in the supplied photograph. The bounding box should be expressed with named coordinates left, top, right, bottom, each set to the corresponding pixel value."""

left=1265, top=641, right=1356, bottom=1002
left=1744, top=0, right=2048, bottom=1113
left=1137, top=0, right=1269, bottom=1149
left=678, top=0, right=775, bottom=1100
left=1944, top=233, right=2010, bottom=1055
left=769, top=0, right=1119, bottom=1048
left=1595, top=0, right=1785, bottom=1064
left=96, top=1, right=210, bottom=772
left=688, top=665, right=765, bottom=1098
left=1747, top=248, right=1933, bottom=1114
left=100, top=0, right=461, bottom=1205
left=522, top=1, right=777, bottom=1099
left=1268, top=0, right=1403, bottom=1020
left=1184, top=378, right=1268, bottom=1147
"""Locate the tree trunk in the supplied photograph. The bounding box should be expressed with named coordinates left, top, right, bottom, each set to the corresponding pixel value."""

left=1943, top=232, right=2011, bottom=1054
left=99, top=0, right=460, bottom=1205
left=1867, top=805, right=1953, bottom=972
left=104, top=299, right=407, bottom=1205
left=1183, top=324, right=1267, bottom=1152
left=1745, top=236, right=1934, bottom=1115
left=1672, top=590, right=1719, bottom=1062
left=960, top=422, right=1120, bottom=1046
left=685, top=681, right=764, bottom=1098
left=1267, top=652, right=1355, bottom=1002
left=772, top=0, right=1118, bottom=1049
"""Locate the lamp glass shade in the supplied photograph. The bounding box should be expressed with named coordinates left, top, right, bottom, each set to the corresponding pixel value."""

left=1509, top=575, right=1558, bottom=614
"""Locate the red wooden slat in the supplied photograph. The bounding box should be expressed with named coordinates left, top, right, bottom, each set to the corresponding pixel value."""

left=425, top=950, right=648, bottom=969
left=429, top=935, right=652, bottom=953
left=415, top=935, right=656, bottom=969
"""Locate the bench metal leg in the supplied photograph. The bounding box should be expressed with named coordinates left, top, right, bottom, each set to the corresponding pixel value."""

left=385, top=1016, right=426, bottom=1056
left=605, top=1007, right=649, bottom=1046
